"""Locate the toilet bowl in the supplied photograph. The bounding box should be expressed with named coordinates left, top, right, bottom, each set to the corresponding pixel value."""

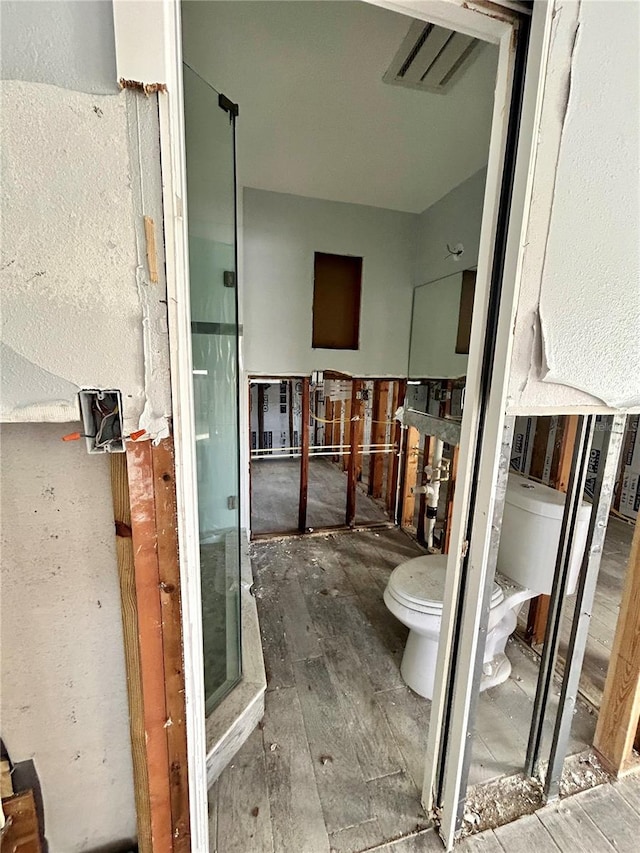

left=384, top=474, right=592, bottom=699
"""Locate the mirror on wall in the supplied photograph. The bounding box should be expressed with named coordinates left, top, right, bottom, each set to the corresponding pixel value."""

left=408, top=270, right=476, bottom=379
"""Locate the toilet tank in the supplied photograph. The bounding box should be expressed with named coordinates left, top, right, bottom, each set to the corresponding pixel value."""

left=496, top=474, right=592, bottom=595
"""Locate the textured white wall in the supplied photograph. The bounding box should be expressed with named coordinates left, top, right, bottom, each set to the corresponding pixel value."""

left=0, top=423, right=137, bottom=852
left=508, top=0, right=640, bottom=413
left=0, top=0, right=117, bottom=94
left=0, top=80, right=171, bottom=436
left=243, top=188, right=416, bottom=377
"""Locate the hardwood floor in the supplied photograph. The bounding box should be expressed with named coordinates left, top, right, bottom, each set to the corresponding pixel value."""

left=207, top=528, right=628, bottom=852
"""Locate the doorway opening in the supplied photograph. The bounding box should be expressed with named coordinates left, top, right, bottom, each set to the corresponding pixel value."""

left=249, top=376, right=407, bottom=537
left=180, top=0, right=515, bottom=845
left=176, top=1, right=632, bottom=850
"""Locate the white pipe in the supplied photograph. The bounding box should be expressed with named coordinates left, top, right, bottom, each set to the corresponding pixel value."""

left=426, top=439, right=444, bottom=548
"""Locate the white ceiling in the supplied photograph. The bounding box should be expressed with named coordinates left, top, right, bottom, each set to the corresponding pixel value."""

left=182, top=1, right=498, bottom=214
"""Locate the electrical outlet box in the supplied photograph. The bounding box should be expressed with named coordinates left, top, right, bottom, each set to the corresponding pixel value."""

left=78, top=390, right=125, bottom=454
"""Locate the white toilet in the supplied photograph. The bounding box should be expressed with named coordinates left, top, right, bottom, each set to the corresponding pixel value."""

left=383, top=474, right=592, bottom=699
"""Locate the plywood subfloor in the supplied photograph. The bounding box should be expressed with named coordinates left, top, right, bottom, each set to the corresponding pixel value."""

left=251, top=457, right=389, bottom=535
left=209, top=529, right=606, bottom=852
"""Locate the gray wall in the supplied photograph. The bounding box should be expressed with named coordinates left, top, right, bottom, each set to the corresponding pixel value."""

left=413, top=168, right=486, bottom=288
left=1, top=423, right=137, bottom=852
left=243, top=188, right=417, bottom=377
left=0, top=0, right=117, bottom=93
left=409, top=168, right=486, bottom=379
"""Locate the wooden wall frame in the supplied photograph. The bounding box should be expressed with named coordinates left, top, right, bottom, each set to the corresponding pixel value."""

left=298, top=377, right=310, bottom=532
left=111, top=437, right=190, bottom=853
left=346, top=380, right=365, bottom=526
left=594, top=514, right=640, bottom=776
left=386, top=380, right=406, bottom=522
left=369, top=381, right=390, bottom=500
left=400, top=427, right=420, bottom=529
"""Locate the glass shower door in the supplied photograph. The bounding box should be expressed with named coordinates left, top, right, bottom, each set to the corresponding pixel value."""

left=183, top=64, right=241, bottom=714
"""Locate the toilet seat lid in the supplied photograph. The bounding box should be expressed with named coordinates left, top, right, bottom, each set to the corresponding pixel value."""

left=388, top=555, right=504, bottom=613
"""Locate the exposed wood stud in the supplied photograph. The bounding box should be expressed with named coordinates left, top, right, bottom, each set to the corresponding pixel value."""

left=152, top=438, right=191, bottom=849
left=369, top=381, right=390, bottom=499
left=325, top=398, right=334, bottom=448
left=313, top=390, right=321, bottom=447
left=143, top=215, right=159, bottom=283
left=400, top=427, right=420, bottom=529
left=386, top=380, right=406, bottom=518
left=342, top=395, right=352, bottom=472
left=257, top=386, right=265, bottom=451
left=125, top=440, right=174, bottom=853
left=346, top=380, right=365, bottom=527
left=444, top=444, right=460, bottom=554
left=288, top=380, right=294, bottom=451
left=417, top=435, right=432, bottom=546
left=333, top=401, right=342, bottom=462
left=555, top=416, right=580, bottom=493
left=110, top=452, right=153, bottom=853
left=594, top=514, right=640, bottom=776
left=299, top=377, right=310, bottom=532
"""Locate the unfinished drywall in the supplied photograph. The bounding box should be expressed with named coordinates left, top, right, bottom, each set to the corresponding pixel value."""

left=413, top=168, right=486, bottom=287
left=0, top=0, right=118, bottom=94
left=409, top=272, right=469, bottom=379
left=243, top=188, right=416, bottom=377
left=508, top=0, right=640, bottom=413
left=0, top=423, right=137, bottom=852
left=0, top=79, right=171, bottom=436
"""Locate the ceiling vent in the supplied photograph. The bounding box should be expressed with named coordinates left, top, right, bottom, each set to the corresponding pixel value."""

left=383, top=21, right=480, bottom=94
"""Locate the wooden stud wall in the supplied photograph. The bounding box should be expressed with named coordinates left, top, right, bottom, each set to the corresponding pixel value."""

left=594, top=514, right=640, bottom=775
left=324, top=398, right=334, bottom=449
left=333, top=400, right=342, bottom=461
left=369, top=381, right=389, bottom=500
left=443, top=445, right=460, bottom=554
left=417, top=435, right=432, bottom=546
left=250, top=375, right=403, bottom=538
left=401, top=427, right=420, bottom=529
left=386, top=380, right=406, bottom=520
left=111, top=437, right=190, bottom=853
left=298, top=377, right=310, bottom=532
left=257, top=386, right=265, bottom=451
left=342, top=396, right=352, bottom=472
left=111, top=453, right=154, bottom=852
left=346, top=380, right=365, bottom=526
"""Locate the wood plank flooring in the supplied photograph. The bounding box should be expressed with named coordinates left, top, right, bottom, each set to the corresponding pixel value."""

left=207, top=528, right=635, bottom=852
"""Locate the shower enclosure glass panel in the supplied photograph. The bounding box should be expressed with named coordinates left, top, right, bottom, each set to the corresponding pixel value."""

left=183, top=64, right=241, bottom=714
